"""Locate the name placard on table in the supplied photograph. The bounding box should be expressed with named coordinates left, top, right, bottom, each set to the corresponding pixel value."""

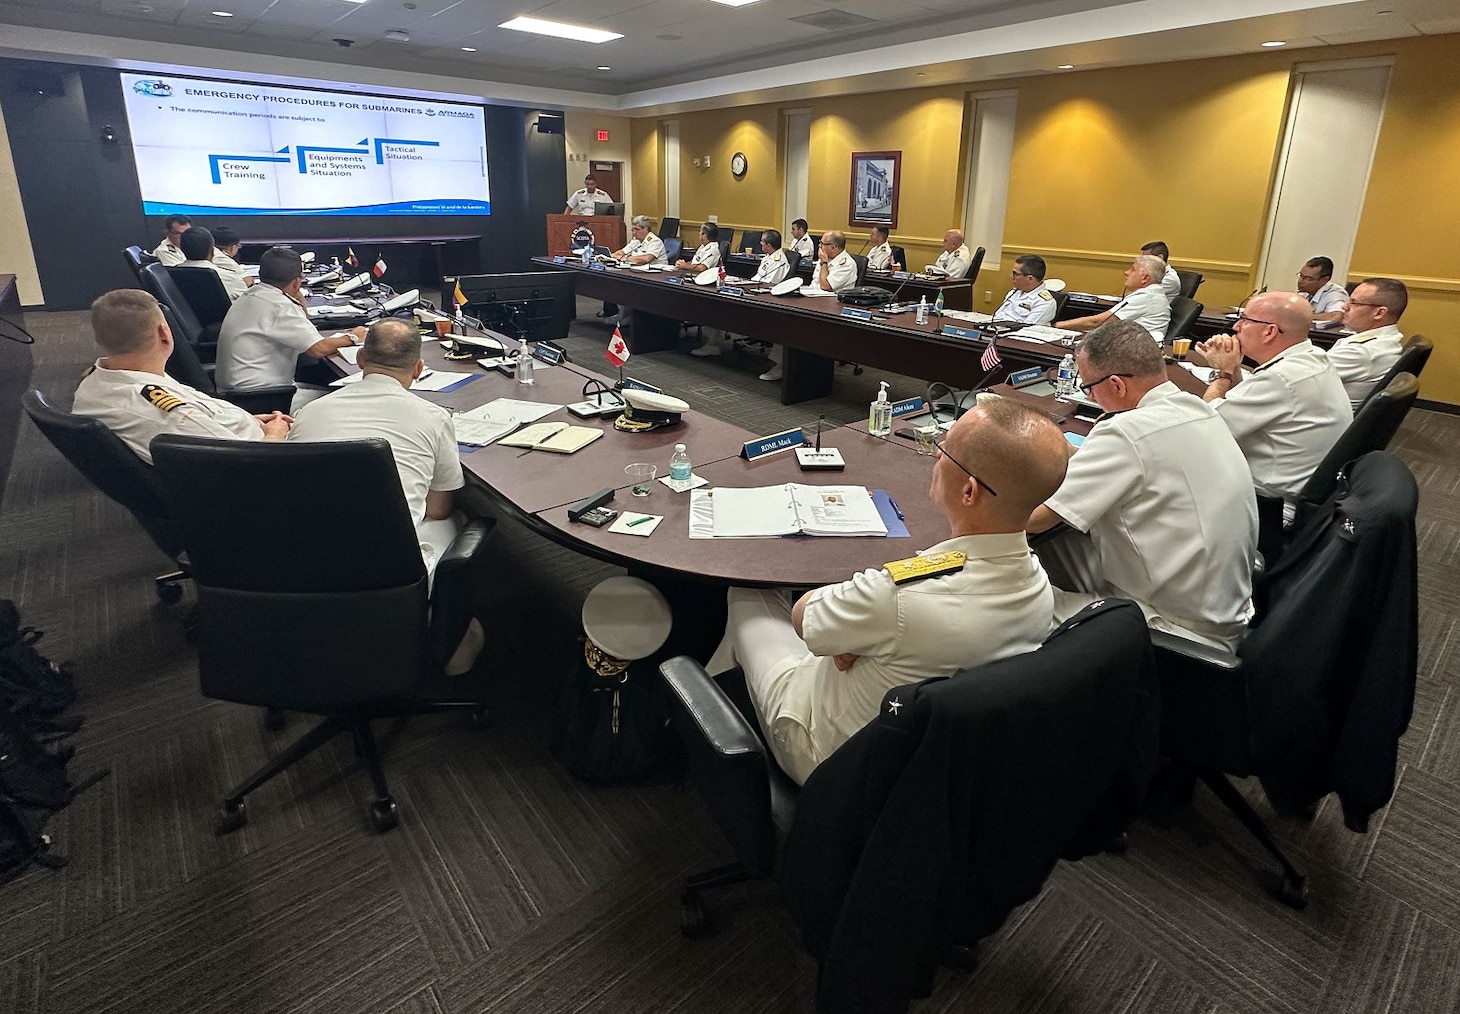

left=665, top=275, right=685, bottom=286
left=740, top=427, right=805, bottom=460
left=890, top=396, right=926, bottom=418
left=840, top=307, right=874, bottom=322
left=619, top=377, right=663, bottom=394
left=530, top=342, right=565, bottom=365
left=940, top=323, right=984, bottom=341
left=720, top=286, right=744, bottom=297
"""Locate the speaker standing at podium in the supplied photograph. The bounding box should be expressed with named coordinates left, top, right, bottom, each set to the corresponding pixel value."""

left=566, top=173, right=614, bottom=216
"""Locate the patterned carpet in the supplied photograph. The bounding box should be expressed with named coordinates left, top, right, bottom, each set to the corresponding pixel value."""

left=1, top=300, right=1458, bottom=1013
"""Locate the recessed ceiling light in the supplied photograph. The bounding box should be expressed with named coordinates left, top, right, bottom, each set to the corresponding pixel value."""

left=339, top=0, right=368, bottom=4
left=597, top=65, right=611, bottom=71
left=1057, top=64, right=1074, bottom=69
left=461, top=46, right=477, bottom=52
left=211, top=10, right=233, bottom=16
left=499, top=16, right=623, bottom=44
left=703, top=0, right=765, bottom=6
left=1261, top=40, right=1286, bottom=47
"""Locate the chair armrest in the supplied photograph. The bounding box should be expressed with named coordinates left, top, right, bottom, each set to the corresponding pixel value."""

left=659, top=656, right=778, bottom=877
left=218, top=386, right=297, bottom=415
left=1150, top=630, right=1250, bottom=770
left=1148, top=629, right=1239, bottom=670
left=428, top=519, right=495, bottom=667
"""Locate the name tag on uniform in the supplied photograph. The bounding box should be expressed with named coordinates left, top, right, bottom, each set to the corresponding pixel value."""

left=885, top=551, right=967, bottom=585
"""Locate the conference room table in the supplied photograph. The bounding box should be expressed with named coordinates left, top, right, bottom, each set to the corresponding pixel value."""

left=724, top=253, right=975, bottom=310
left=534, top=257, right=1079, bottom=405
left=1058, top=292, right=1344, bottom=348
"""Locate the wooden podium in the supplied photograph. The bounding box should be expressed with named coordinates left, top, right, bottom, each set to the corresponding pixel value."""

left=546, top=214, right=625, bottom=256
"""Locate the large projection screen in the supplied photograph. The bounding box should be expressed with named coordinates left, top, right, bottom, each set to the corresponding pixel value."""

left=120, top=72, right=490, bottom=216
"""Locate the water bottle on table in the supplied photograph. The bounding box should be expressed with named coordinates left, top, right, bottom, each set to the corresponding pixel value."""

left=1055, top=353, right=1077, bottom=401
left=669, top=444, right=692, bottom=482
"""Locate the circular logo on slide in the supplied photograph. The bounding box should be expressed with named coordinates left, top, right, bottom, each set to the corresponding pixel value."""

left=133, top=79, right=173, bottom=97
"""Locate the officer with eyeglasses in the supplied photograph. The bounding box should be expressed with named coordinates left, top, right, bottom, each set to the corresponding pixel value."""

left=1327, top=277, right=1408, bottom=410
left=993, top=254, right=1057, bottom=326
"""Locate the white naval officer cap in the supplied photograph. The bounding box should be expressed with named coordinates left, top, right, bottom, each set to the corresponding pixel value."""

left=694, top=266, right=720, bottom=286
left=613, top=388, right=689, bottom=432
left=581, top=576, right=673, bottom=662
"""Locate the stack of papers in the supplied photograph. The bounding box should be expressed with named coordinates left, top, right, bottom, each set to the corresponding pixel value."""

left=941, top=310, right=993, bottom=323
left=699, top=484, right=889, bottom=538
left=461, top=398, right=561, bottom=425
left=798, top=286, right=839, bottom=297
left=452, top=405, right=522, bottom=447
left=1007, top=324, right=1082, bottom=343
left=329, top=368, right=474, bottom=392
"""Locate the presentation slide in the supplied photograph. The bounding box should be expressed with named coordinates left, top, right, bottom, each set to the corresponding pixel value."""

left=120, top=72, right=490, bottom=217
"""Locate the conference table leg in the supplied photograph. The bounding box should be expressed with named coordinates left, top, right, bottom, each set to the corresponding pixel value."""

left=625, top=308, right=685, bottom=354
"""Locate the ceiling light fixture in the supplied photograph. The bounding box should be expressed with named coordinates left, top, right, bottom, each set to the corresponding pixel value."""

left=1261, top=40, right=1286, bottom=47
left=598, top=66, right=611, bottom=71
left=461, top=46, right=477, bottom=52
left=498, top=16, right=623, bottom=44
left=1057, top=64, right=1074, bottom=69
left=702, top=0, right=765, bottom=6
left=211, top=10, right=233, bottom=16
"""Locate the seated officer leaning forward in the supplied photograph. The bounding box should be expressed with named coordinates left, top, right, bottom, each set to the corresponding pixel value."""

left=705, top=397, right=1070, bottom=785
left=1028, top=319, right=1258, bottom=652
left=674, top=221, right=721, bottom=271
left=71, top=288, right=290, bottom=463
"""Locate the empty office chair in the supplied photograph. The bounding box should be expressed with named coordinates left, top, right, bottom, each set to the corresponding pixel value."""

left=741, top=230, right=766, bottom=255
left=717, top=237, right=732, bottom=266
left=150, top=435, right=494, bottom=834
left=1167, top=296, right=1204, bottom=341
left=168, top=265, right=232, bottom=330
left=661, top=600, right=1157, bottom=982
left=1358, top=333, right=1431, bottom=413
left=659, top=217, right=680, bottom=243
left=716, top=230, right=735, bottom=255
left=889, top=245, right=906, bottom=272
left=1175, top=269, right=1204, bottom=299
left=851, top=254, right=868, bottom=287
left=662, top=237, right=684, bottom=265
left=123, top=245, right=157, bottom=282
left=139, top=262, right=217, bottom=363
left=1154, top=451, right=1418, bottom=908
left=22, top=390, right=188, bottom=601
left=1051, top=289, right=1071, bottom=320
left=965, top=245, right=986, bottom=280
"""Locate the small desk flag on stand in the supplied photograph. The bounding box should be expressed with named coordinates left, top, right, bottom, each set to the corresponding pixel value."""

left=373, top=254, right=387, bottom=278
left=345, top=247, right=359, bottom=270
left=452, top=279, right=467, bottom=318
left=934, top=289, right=945, bottom=317
left=980, top=340, right=1001, bottom=372
left=605, top=325, right=630, bottom=368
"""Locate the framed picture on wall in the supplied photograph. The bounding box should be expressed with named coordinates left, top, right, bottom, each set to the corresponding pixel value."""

left=849, top=151, right=900, bottom=230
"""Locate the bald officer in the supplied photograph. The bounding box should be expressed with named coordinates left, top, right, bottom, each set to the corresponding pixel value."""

left=928, top=229, right=973, bottom=278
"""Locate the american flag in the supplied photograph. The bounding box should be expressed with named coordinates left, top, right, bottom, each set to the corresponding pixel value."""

left=980, top=340, right=1001, bottom=372
left=605, top=325, right=630, bottom=367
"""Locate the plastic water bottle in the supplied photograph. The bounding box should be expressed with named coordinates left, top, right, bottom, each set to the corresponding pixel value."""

left=1056, top=354, right=1077, bottom=400
left=915, top=296, right=929, bottom=324
left=669, top=443, right=692, bottom=481
left=581, top=243, right=592, bottom=266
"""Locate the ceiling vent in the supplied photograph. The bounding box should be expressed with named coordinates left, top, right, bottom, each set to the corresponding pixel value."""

left=789, top=9, right=880, bottom=31
left=384, top=29, right=411, bottom=43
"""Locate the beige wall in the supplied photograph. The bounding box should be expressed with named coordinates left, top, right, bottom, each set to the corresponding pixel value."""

left=564, top=111, right=634, bottom=219
left=0, top=99, right=43, bottom=305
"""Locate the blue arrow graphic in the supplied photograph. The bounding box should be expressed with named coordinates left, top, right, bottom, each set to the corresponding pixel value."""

left=373, top=137, right=441, bottom=165
left=209, top=153, right=291, bottom=184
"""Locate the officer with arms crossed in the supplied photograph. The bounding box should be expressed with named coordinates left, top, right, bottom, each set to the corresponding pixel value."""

left=1028, top=320, right=1258, bottom=651
left=1058, top=254, right=1172, bottom=341
left=993, top=254, right=1058, bottom=325
left=1196, top=291, right=1351, bottom=518
left=1296, top=256, right=1350, bottom=323
left=674, top=222, right=722, bottom=271
left=177, top=226, right=245, bottom=301
left=565, top=173, right=612, bottom=216
left=704, top=397, right=1070, bottom=784
left=150, top=214, right=191, bottom=266
left=1325, top=277, right=1407, bottom=409
left=72, top=288, right=290, bottom=462
left=927, top=229, right=972, bottom=278
left=216, top=246, right=363, bottom=412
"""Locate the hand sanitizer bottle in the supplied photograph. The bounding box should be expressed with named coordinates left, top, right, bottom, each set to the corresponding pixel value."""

left=669, top=443, right=692, bottom=481
left=869, top=381, right=893, bottom=436
left=916, top=296, right=929, bottom=324
left=516, top=349, right=535, bottom=385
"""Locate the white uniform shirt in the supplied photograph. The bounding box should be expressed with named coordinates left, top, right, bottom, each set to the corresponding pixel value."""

left=687, top=241, right=721, bottom=268
left=71, top=360, right=261, bottom=464
left=931, top=244, right=972, bottom=278
left=752, top=249, right=792, bottom=285
left=994, top=285, right=1058, bottom=325
left=212, top=251, right=250, bottom=299
left=1325, top=324, right=1404, bottom=410
left=866, top=242, right=894, bottom=271
left=216, top=283, right=323, bottom=391
left=151, top=239, right=184, bottom=266
left=1211, top=340, right=1352, bottom=502
left=566, top=188, right=612, bottom=216
left=179, top=258, right=245, bottom=302
left=1160, top=264, right=1181, bottom=300
left=1305, top=280, right=1349, bottom=315
left=1043, top=382, right=1257, bottom=649
left=1113, top=283, right=1172, bottom=341
left=773, top=532, right=1053, bottom=770
left=817, top=250, right=858, bottom=292
left=620, top=232, right=667, bottom=265
left=288, top=373, right=465, bottom=570
left=789, top=233, right=815, bottom=259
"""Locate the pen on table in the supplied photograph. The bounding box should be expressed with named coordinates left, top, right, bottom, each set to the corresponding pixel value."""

left=627, top=515, right=655, bottom=527
left=887, top=496, right=905, bottom=520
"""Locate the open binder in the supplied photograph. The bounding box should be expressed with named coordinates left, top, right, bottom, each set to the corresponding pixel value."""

left=709, top=484, right=888, bottom=538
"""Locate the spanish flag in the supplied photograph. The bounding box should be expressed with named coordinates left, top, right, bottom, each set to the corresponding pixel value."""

left=345, top=247, right=359, bottom=270
left=453, top=279, right=467, bottom=316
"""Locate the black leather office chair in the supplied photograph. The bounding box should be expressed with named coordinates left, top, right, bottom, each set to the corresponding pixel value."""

left=1051, top=288, right=1071, bottom=319
left=890, top=245, right=906, bottom=272
left=1167, top=296, right=1203, bottom=341
left=851, top=254, right=868, bottom=287
left=139, top=263, right=217, bottom=363
left=659, top=217, right=680, bottom=244
left=1154, top=450, right=1417, bottom=908
left=716, top=229, right=734, bottom=255
left=660, top=599, right=1157, bottom=961
left=123, top=245, right=157, bottom=282
left=160, top=305, right=216, bottom=394
left=965, top=245, right=986, bottom=280
left=716, top=237, right=732, bottom=266
left=1175, top=269, right=1204, bottom=299
left=22, top=390, right=188, bottom=601
left=150, top=435, right=494, bottom=833
left=783, top=249, right=802, bottom=276
left=741, top=230, right=765, bottom=255
left=662, top=237, right=684, bottom=265
left=1359, top=334, right=1431, bottom=413
left=168, top=265, right=232, bottom=329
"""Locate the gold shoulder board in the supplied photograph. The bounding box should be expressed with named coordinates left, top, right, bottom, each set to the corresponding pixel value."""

left=1037, top=290, right=1053, bottom=300
left=885, top=550, right=968, bottom=585
left=141, top=384, right=186, bottom=413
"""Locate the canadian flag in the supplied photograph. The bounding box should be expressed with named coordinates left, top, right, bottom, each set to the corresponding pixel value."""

left=605, top=325, right=630, bottom=367
left=718, top=263, right=727, bottom=283
left=372, top=255, right=387, bottom=278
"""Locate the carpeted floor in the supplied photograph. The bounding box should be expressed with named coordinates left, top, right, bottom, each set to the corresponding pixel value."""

left=2, top=298, right=1459, bottom=1013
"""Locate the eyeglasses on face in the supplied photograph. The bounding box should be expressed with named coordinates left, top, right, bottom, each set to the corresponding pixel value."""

left=934, top=440, right=998, bottom=497
left=1343, top=300, right=1384, bottom=309
left=1233, top=314, right=1282, bottom=332
left=1077, top=373, right=1133, bottom=396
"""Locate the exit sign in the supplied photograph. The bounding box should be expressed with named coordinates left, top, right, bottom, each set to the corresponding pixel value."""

left=596, top=130, right=610, bottom=142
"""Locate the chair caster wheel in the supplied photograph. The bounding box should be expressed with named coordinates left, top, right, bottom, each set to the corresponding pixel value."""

left=471, top=705, right=492, bottom=730
left=370, top=798, right=399, bottom=833
left=680, top=894, right=708, bottom=938
left=853, top=365, right=864, bottom=376
left=1273, top=874, right=1309, bottom=909
left=216, top=800, right=247, bottom=836
left=263, top=708, right=286, bottom=732
left=157, top=581, right=183, bottom=604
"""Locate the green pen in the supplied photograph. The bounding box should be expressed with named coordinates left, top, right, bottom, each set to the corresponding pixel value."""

left=627, top=515, right=655, bottom=527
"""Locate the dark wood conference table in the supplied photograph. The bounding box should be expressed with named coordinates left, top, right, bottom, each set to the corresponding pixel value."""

left=241, top=234, right=482, bottom=294
left=724, top=253, right=975, bottom=310
left=534, top=257, right=1079, bottom=406
left=1059, top=292, right=1343, bottom=348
